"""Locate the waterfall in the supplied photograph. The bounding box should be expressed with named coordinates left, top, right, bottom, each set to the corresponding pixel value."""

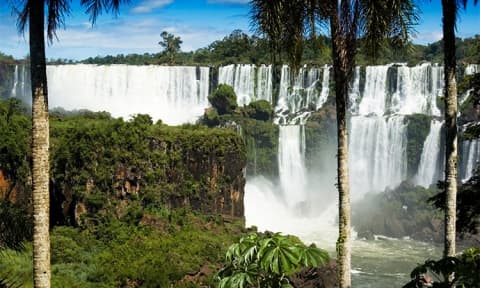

left=218, top=64, right=273, bottom=105
left=460, top=139, right=480, bottom=181
left=256, top=64, right=273, bottom=103
left=10, top=64, right=31, bottom=104
left=391, top=63, right=442, bottom=116
left=349, top=115, right=408, bottom=196
left=46, top=64, right=209, bottom=125
left=349, top=66, right=361, bottom=113
left=10, top=65, right=18, bottom=97
left=357, top=65, right=391, bottom=115
left=465, top=64, right=479, bottom=75
left=317, top=65, right=330, bottom=109
left=275, top=65, right=329, bottom=124
left=414, top=120, right=443, bottom=187
left=278, top=125, right=307, bottom=208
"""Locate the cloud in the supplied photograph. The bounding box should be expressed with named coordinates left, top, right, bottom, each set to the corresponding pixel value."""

left=131, top=0, right=173, bottom=14
left=413, top=30, right=442, bottom=44
left=38, top=17, right=231, bottom=59
left=207, top=0, right=250, bottom=4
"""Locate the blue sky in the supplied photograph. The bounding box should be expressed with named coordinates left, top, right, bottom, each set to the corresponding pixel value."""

left=0, top=0, right=479, bottom=60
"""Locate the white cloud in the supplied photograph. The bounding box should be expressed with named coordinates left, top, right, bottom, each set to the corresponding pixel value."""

left=38, top=17, right=231, bottom=59
left=131, top=0, right=173, bottom=14
left=413, top=30, right=442, bottom=44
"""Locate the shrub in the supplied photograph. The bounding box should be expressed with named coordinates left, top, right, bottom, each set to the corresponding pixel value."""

left=216, top=232, right=329, bottom=288
left=246, top=100, right=273, bottom=121
left=208, top=84, right=238, bottom=115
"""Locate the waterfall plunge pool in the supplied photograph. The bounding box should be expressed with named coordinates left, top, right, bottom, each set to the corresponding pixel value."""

left=244, top=177, right=442, bottom=287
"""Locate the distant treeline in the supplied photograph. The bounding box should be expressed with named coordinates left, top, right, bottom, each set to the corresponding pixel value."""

left=79, top=30, right=480, bottom=66
left=1, top=30, right=479, bottom=66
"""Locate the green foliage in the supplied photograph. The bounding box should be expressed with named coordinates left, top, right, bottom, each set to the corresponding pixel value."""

left=353, top=182, right=442, bottom=241
left=0, top=245, right=33, bottom=288
left=0, top=98, right=30, bottom=189
left=46, top=111, right=247, bottom=224
left=405, top=114, right=432, bottom=177
left=246, top=100, right=273, bottom=121
left=0, top=201, right=32, bottom=251
left=403, top=247, right=480, bottom=288
left=0, top=211, right=246, bottom=287
left=208, top=84, right=238, bottom=115
left=429, top=167, right=480, bottom=235
left=0, top=62, right=16, bottom=99
left=204, top=108, right=220, bottom=127
left=216, top=232, right=329, bottom=288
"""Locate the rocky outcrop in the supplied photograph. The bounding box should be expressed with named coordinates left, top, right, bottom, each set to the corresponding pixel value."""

left=48, top=119, right=247, bottom=226
left=289, top=260, right=338, bottom=288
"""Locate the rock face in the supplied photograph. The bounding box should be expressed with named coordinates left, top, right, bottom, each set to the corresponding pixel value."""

left=46, top=118, right=247, bottom=226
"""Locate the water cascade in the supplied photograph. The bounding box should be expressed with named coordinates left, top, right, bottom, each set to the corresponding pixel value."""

left=46, top=64, right=210, bottom=125
left=218, top=64, right=273, bottom=105
left=275, top=65, right=330, bottom=124
left=414, top=120, right=443, bottom=187
left=465, top=64, right=479, bottom=75
left=278, top=125, right=307, bottom=208
left=392, top=63, right=443, bottom=116
left=460, top=138, right=480, bottom=181
left=349, top=115, right=408, bottom=196
left=10, top=64, right=30, bottom=103
left=10, top=65, right=18, bottom=97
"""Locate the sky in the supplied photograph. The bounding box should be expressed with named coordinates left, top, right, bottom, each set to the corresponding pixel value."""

left=0, top=0, right=479, bottom=61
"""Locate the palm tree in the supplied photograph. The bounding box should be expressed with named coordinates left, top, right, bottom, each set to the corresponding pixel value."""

left=441, top=0, right=478, bottom=262
left=250, top=1, right=417, bottom=287
left=15, top=1, right=128, bottom=287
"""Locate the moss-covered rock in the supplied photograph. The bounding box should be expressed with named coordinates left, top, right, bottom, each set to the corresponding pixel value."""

left=352, top=182, right=443, bottom=242
left=404, top=114, right=432, bottom=177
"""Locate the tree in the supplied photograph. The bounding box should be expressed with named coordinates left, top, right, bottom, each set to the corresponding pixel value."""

left=441, top=0, right=478, bottom=262
left=403, top=247, right=480, bottom=288
left=14, top=1, right=128, bottom=287
left=158, top=31, right=182, bottom=64
left=250, top=1, right=417, bottom=287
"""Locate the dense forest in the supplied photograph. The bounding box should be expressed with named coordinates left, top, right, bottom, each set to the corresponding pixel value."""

left=2, top=30, right=478, bottom=67
left=81, top=31, right=480, bottom=66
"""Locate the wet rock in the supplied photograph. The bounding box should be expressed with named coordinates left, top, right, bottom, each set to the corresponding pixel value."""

left=289, top=260, right=338, bottom=288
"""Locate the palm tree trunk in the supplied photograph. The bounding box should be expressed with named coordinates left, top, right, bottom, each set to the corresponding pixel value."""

left=29, top=1, right=51, bottom=287
left=442, top=0, right=457, bottom=259
left=330, top=2, right=351, bottom=287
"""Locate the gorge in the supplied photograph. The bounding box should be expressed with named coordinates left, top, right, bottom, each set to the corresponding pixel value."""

left=3, top=61, right=480, bottom=286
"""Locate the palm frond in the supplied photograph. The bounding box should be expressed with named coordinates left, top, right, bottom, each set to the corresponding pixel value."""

left=80, top=0, right=130, bottom=25
left=249, top=0, right=284, bottom=63
left=0, top=201, right=32, bottom=251
left=360, top=0, right=418, bottom=60
left=14, top=0, right=29, bottom=35
left=46, top=0, right=71, bottom=43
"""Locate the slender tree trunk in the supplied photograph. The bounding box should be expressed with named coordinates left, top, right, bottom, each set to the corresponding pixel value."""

left=442, top=0, right=457, bottom=260
left=29, top=1, right=51, bottom=287
left=330, top=2, right=351, bottom=287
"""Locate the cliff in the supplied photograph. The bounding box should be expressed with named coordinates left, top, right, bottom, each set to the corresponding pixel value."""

left=0, top=103, right=247, bottom=227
